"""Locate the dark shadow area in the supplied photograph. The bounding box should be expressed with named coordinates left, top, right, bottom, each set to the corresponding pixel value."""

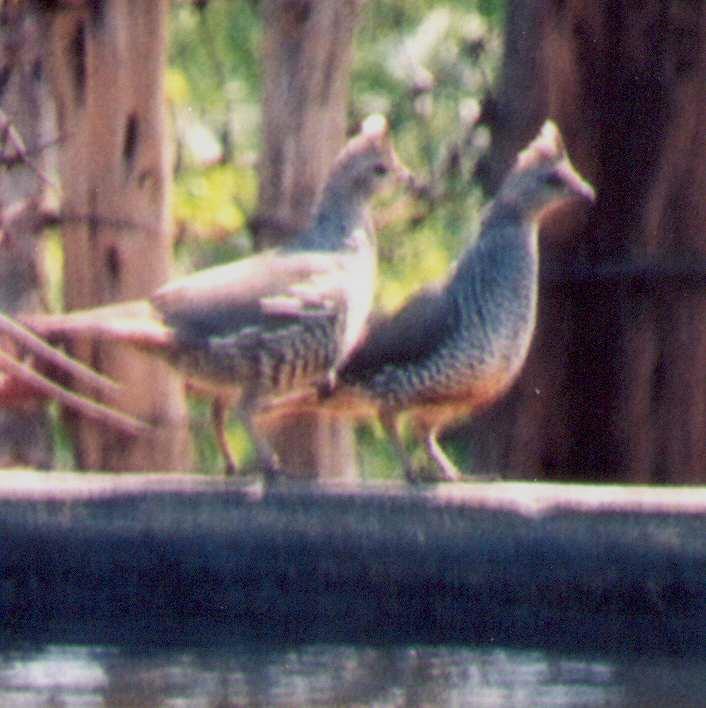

left=1, top=477, right=705, bottom=655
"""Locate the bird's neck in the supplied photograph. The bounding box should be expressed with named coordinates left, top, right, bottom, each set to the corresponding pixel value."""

left=453, top=199, right=540, bottom=333
left=482, top=196, right=527, bottom=230
left=481, top=196, right=541, bottom=250
left=296, top=185, right=370, bottom=252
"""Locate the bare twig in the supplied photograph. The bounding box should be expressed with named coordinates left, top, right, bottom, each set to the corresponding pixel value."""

left=0, top=109, right=59, bottom=191
left=0, top=133, right=64, bottom=168
left=0, top=349, right=151, bottom=437
left=0, top=313, right=120, bottom=398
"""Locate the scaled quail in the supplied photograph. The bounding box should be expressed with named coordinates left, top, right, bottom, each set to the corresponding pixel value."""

left=304, top=120, right=595, bottom=482
left=26, top=115, right=414, bottom=477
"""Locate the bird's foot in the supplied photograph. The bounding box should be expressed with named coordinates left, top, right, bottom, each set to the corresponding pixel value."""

left=461, top=471, right=502, bottom=482
left=403, top=465, right=422, bottom=485
left=316, top=370, right=337, bottom=400
left=405, top=463, right=463, bottom=484
left=223, top=460, right=238, bottom=478
left=259, top=453, right=287, bottom=485
left=434, top=462, right=463, bottom=482
left=432, top=467, right=502, bottom=483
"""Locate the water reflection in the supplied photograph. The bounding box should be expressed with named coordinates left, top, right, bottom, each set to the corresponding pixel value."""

left=0, top=643, right=704, bottom=706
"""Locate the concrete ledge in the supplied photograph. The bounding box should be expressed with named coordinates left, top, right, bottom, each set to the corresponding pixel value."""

left=1, top=472, right=705, bottom=652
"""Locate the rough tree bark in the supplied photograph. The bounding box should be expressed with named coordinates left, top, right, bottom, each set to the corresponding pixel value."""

left=0, top=1, right=54, bottom=467
left=255, top=0, right=365, bottom=479
left=46, top=1, right=191, bottom=471
left=469, top=0, right=706, bottom=483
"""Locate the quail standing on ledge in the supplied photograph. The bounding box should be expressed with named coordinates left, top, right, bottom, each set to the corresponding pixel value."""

left=320, top=121, right=595, bottom=482
left=27, top=115, right=414, bottom=477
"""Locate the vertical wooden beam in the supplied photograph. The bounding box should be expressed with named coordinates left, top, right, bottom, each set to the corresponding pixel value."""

left=470, top=0, right=706, bottom=483
left=256, top=0, right=364, bottom=478
left=47, top=1, right=191, bottom=471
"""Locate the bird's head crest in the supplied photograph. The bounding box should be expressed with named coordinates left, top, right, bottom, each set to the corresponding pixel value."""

left=497, top=119, right=594, bottom=217
left=361, top=113, right=389, bottom=140
left=322, top=114, right=414, bottom=201
left=514, top=120, right=566, bottom=172
left=357, top=113, right=393, bottom=155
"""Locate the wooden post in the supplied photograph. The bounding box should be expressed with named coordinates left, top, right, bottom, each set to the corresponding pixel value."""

left=469, top=0, right=706, bottom=483
left=46, top=1, right=191, bottom=471
left=255, top=0, right=365, bottom=479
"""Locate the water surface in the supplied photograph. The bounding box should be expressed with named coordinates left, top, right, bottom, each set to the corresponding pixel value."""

left=1, top=643, right=703, bottom=706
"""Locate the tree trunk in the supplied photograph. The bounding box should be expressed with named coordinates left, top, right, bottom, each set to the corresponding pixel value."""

left=469, top=0, right=706, bottom=483
left=46, top=1, right=191, bottom=471
left=255, top=0, right=364, bottom=479
left=0, top=1, right=54, bottom=468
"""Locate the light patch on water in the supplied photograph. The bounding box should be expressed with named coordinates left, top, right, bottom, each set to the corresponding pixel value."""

left=0, top=645, right=109, bottom=705
left=0, top=643, right=703, bottom=706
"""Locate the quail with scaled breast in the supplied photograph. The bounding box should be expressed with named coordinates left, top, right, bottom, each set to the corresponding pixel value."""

left=294, top=120, right=595, bottom=482
left=26, top=115, right=414, bottom=477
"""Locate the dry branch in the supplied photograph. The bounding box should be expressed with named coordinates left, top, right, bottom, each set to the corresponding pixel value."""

left=0, top=347, right=150, bottom=436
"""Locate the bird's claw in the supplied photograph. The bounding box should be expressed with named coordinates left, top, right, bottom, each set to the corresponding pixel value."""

left=260, top=454, right=287, bottom=485
left=404, top=464, right=465, bottom=484
left=223, top=460, right=238, bottom=478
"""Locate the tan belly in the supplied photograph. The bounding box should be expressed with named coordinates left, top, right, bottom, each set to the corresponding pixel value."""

left=405, top=365, right=517, bottom=430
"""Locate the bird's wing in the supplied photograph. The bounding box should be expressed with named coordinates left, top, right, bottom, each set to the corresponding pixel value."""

left=341, top=282, right=458, bottom=379
left=152, top=249, right=351, bottom=337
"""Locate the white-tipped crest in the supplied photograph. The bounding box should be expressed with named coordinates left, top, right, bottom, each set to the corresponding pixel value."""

left=361, top=114, right=388, bottom=139
left=311, top=111, right=415, bottom=219
left=514, top=119, right=565, bottom=172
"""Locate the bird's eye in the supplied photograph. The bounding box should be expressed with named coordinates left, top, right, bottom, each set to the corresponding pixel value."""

left=372, top=163, right=389, bottom=176
left=544, top=172, right=564, bottom=187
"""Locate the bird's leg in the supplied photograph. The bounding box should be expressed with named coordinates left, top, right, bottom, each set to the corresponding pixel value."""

left=380, top=409, right=417, bottom=483
left=316, top=368, right=337, bottom=399
left=212, top=397, right=237, bottom=477
left=236, top=406, right=284, bottom=481
left=415, top=421, right=462, bottom=482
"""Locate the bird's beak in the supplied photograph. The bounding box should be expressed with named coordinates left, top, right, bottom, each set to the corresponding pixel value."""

left=391, top=153, right=421, bottom=194
left=558, top=160, right=596, bottom=203
left=580, top=179, right=596, bottom=203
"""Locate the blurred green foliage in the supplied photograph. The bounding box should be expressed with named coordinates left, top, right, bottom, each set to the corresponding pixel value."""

left=165, top=0, right=505, bottom=476
left=173, top=165, right=256, bottom=244
left=168, top=0, right=503, bottom=277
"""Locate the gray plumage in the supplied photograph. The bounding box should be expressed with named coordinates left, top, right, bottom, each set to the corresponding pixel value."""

left=25, top=115, right=413, bottom=477
left=335, top=120, right=595, bottom=481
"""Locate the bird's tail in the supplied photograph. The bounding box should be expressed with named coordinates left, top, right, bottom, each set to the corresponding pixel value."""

left=22, top=300, right=175, bottom=352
